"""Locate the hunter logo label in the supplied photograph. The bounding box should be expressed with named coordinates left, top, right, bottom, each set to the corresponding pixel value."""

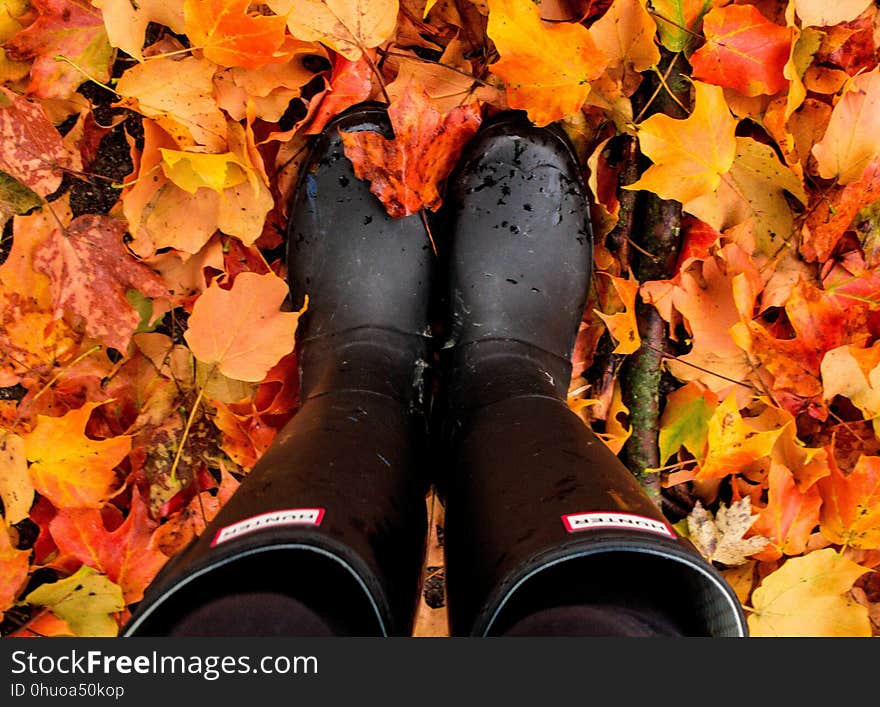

left=212, top=509, right=325, bottom=546
left=561, top=512, right=675, bottom=538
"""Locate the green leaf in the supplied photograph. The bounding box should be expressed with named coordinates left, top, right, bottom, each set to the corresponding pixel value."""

left=650, top=0, right=712, bottom=53
left=658, top=382, right=717, bottom=464
left=0, top=169, right=41, bottom=230
left=24, top=565, right=124, bottom=637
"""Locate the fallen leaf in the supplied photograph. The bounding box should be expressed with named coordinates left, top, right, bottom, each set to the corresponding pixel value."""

left=4, top=0, right=114, bottom=100
left=268, top=0, right=399, bottom=61
left=22, top=401, right=130, bottom=509
left=341, top=80, right=481, bottom=217
left=818, top=454, right=880, bottom=549
left=0, top=433, right=33, bottom=523
left=698, top=392, right=786, bottom=480
left=748, top=548, right=871, bottom=636
left=658, top=381, right=717, bottom=464
left=751, top=461, right=823, bottom=560
left=94, top=0, right=185, bottom=62
left=32, top=214, right=167, bottom=353
left=303, top=53, right=374, bottom=135
left=690, top=4, right=792, bottom=97
left=821, top=343, right=880, bottom=438
left=589, top=0, right=660, bottom=86
left=594, top=273, right=641, bottom=354
left=812, top=67, right=880, bottom=184
left=0, top=513, right=30, bottom=622
left=184, top=0, right=292, bottom=70
left=801, top=158, right=880, bottom=262
left=687, top=497, right=769, bottom=566
left=486, top=0, right=607, bottom=126
left=794, top=0, right=873, bottom=28
left=159, top=150, right=249, bottom=194
left=24, top=565, right=124, bottom=637
left=184, top=271, right=303, bottom=382
left=651, top=0, right=713, bottom=52
left=627, top=81, right=737, bottom=203
left=0, top=86, right=76, bottom=197
left=50, top=492, right=168, bottom=603
left=115, top=56, right=228, bottom=151
left=685, top=137, right=806, bottom=257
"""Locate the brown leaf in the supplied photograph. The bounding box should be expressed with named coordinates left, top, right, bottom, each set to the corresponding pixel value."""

left=687, top=497, right=769, bottom=566
left=33, top=215, right=167, bottom=353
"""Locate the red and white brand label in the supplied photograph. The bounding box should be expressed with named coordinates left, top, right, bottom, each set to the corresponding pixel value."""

left=212, top=508, right=325, bottom=547
left=561, top=512, right=675, bottom=538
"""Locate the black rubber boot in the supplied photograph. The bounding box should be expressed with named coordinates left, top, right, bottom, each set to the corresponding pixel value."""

left=123, top=105, right=432, bottom=637
left=439, top=112, right=747, bottom=637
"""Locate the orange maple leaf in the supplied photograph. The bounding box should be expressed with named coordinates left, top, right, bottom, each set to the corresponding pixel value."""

left=750, top=461, right=823, bottom=561
left=340, top=81, right=482, bottom=217
left=183, top=0, right=292, bottom=70
left=690, top=4, right=793, bottom=97
left=22, top=401, right=130, bottom=509
left=818, top=455, right=880, bottom=550
left=486, top=0, right=607, bottom=126
left=49, top=492, right=168, bottom=603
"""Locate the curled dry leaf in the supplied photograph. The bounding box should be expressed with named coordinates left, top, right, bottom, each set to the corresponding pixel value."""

left=686, top=497, right=769, bottom=566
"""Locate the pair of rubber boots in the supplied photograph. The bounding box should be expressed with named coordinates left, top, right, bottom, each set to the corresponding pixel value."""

left=124, top=106, right=747, bottom=637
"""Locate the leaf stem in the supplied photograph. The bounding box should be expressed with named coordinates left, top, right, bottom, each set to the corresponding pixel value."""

left=169, top=379, right=208, bottom=484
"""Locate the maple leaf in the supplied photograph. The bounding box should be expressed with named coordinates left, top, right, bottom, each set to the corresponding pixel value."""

left=341, top=80, right=481, bottom=217
left=658, top=381, right=717, bottom=464
left=750, top=461, right=823, bottom=561
left=183, top=0, right=292, bottom=70
left=734, top=279, right=865, bottom=410
left=801, top=158, right=880, bottom=262
left=32, top=214, right=167, bottom=354
left=386, top=40, right=479, bottom=114
left=812, top=67, right=880, bottom=184
left=486, top=0, right=607, bottom=126
left=690, top=5, right=792, bottom=98
left=268, top=0, right=399, bottom=61
left=22, top=401, right=130, bottom=509
left=24, top=565, right=125, bottom=637
left=748, top=548, right=871, bottom=636
left=661, top=244, right=761, bottom=391
left=0, top=86, right=76, bottom=198
left=211, top=400, right=277, bottom=470
left=159, top=150, right=249, bottom=195
left=821, top=343, right=880, bottom=438
left=818, top=455, right=880, bottom=550
left=115, top=56, right=228, bottom=151
left=0, top=513, right=30, bottom=622
left=627, top=81, right=737, bottom=204
left=686, top=497, right=769, bottom=566
left=697, top=393, right=787, bottom=480
left=93, top=0, right=185, bottom=62
left=185, top=271, right=303, bottom=383
left=0, top=432, right=33, bottom=523
left=303, top=53, right=374, bottom=135
left=594, top=273, right=641, bottom=354
left=793, top=0, right=874, bottom=28
left=651, top=0, right=713, bottom=52
left=3, top=0, right=114, bottom=100
left=589, top=0, right=659, bottom=91
left=50, top=492, right=168, bottom=603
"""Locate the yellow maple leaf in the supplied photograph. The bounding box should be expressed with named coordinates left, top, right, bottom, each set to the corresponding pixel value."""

left=22, top=402, right=130, bottom=509
left=697, top=392, right=787, bottom=480
left=627, top=81, right=737, bottom=203
left=748, top=548, right=872, bottom=636
left=595, top=273, right=641, bottom=355
left=486, top=0, right=607, bottom=127
left=268, top=0, right=398, bottom=61
left=159, top=150, right=249, bottom=195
